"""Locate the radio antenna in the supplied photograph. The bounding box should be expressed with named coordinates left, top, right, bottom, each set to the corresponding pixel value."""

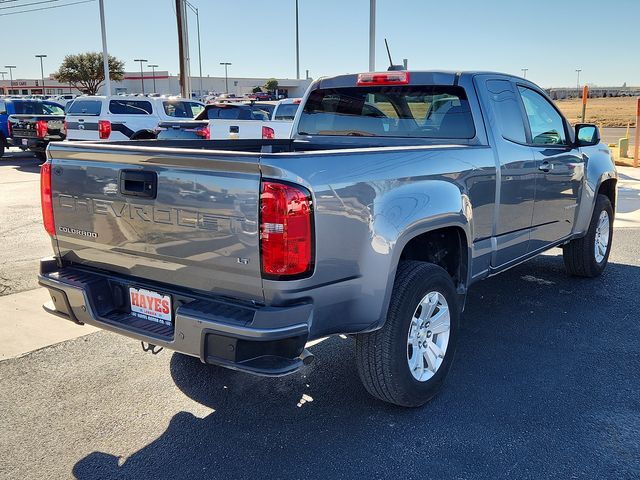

left=384, top=38, right=394, bottom=68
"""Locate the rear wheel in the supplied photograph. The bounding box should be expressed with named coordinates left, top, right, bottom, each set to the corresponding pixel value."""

left=355, top=261, right=460, bottom=407
left=33, top=150, right=47, bottom=161
left=0, top=139, right=5, bottom=158
left=563, top=194, right=614, bottom=277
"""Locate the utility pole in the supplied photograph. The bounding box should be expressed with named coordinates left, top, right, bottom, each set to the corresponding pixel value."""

left=35, top=55, right=47, bottom=93
left=295, top=0, right=300, bottom=79
left=575, top=68, right=582, bottom=97
left=134, top=59, right=147, bottom=94
left=0, top=72, right=6, bottom=81
left=521, top=68, right=528, bottom=79
left=149, top=64, right=158, bottom=93
left=185, top=1, right=203, bottom=99
left=175, top=0, right=191, bottom=98
left=220, top=62, right=232, bottom=94
left=369, top=0, right=376, bottom=71
left=98, top=0, right=111, bottom=96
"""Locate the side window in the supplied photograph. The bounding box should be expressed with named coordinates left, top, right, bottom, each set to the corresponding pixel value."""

left=485, top=80, right=527, bottom=143
left=518, top=87, right=567, bottom=145
left=109, top=100, right=153, bottom=115
left=0, top=101, right=6, bottom=115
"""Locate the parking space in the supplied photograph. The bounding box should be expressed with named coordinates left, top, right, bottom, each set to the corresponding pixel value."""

left=1, top=231, right=638, bottom=479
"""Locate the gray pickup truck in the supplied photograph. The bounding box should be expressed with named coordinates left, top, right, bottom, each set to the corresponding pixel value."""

left=38, top=70, right=616, bottom=407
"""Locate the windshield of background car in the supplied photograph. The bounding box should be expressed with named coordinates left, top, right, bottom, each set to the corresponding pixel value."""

left=274, top=103, right=299, bottom=120
left=66, top=100, right=102, bottom=116
left=13, top=102, right=64, bottom=115
left=297, top=85, right=475, bottom=138
left=163, top=101, right=204, bottom=118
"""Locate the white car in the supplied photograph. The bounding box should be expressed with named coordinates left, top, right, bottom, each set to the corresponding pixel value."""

left=50, top=94, right=78, bottom=107
left=65, top=96, right=204, bottom=141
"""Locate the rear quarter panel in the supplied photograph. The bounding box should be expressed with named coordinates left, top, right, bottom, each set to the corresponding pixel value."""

left=261, top=144, right=496, bottom=337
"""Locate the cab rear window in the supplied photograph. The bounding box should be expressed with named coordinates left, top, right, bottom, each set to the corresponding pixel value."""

left=67, top=100, right=102, bottom=116
left=298, top=85, right=475, bottom=139
left=13, top=102, right=64, bottom=115
left=163, top=101, right=204, bottom=118
left=109, top=100, right=153, bottom=115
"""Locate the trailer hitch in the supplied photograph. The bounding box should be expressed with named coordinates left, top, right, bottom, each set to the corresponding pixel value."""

left=141, top=342, right=163, bottom=355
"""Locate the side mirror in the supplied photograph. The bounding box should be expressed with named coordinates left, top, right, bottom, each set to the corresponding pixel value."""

left=575, top=123, right=600, bottom=147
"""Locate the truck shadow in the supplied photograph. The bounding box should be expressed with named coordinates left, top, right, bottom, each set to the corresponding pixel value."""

left=72, top=252, right=640, bottom=479
left=0, top=153, right=42, bottom=172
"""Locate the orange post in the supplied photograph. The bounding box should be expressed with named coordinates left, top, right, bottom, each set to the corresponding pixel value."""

left=634, top=98, right=640, bottom=168
left=581, top=85, right=589, bottom=123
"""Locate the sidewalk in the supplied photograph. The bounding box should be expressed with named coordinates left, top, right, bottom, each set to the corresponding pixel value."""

left=0, top=288, right=98, bottom=360
left=616, top=166, right=640, bottom=229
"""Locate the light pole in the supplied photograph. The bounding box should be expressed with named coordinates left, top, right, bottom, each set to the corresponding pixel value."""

left=369, top=0, right=376, bottom=71
left=220, top=62, right=231, bottom=94
left=575, top=69, right=582, bottom=97
left=5, top=66, right=16, bottom=89
left=134, top=59, right=147, bottom=94
left=521, top=68, right=528, bottom=79
left=295, top=0, right=300, bottom=79
left=0, top=72, right=6, bottom=81
left=98, top=0, right=111, bottom=96
left=35, top=55, right=47, bottom=94
left=185, top=1, right=203, bottom=98
left=149, top=64, right=158, bottom=93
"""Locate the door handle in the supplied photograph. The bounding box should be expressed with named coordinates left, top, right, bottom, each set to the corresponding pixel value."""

left=538, top=162, right=554, bottom=172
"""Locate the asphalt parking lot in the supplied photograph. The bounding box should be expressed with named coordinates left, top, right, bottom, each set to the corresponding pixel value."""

left=1, top=148, right=639, bottom=479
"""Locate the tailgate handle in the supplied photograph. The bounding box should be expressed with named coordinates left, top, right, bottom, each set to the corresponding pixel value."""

left=119, top=170, right=157, bottom=198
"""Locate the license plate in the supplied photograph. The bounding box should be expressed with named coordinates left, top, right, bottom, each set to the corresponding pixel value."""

left=129, top=287, right=172, bottom=325
left=21, top=139, right=28, bottom=146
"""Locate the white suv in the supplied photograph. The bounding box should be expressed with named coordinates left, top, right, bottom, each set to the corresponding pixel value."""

left=65, top=96, right=204, bottom=141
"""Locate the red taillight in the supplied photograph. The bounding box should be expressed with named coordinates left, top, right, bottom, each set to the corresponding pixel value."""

left=7, top=119, right=11, bottom=136
left=260, top=181, right=313, bottom=278
left=40, top=162, right=55, bottom=236
left=98, top=120, right=111, bottom=139
left=356, top=71, right=410, bottom=86
left=262, top=126, right=275, bottom=139
left=195, top=125, right=210, bottom=139
left=36, top=120, right=48, bottom=138
left=293, top=99, right=301, bottom=104
left=63, top=120, right=67, bottom=137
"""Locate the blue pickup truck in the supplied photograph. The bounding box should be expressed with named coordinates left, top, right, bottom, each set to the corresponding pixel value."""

left=0, top=98, right=65, bottom=158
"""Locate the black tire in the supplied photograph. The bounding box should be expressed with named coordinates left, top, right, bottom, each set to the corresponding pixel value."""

left=355, top=261, right=460, bottom=407
left=34, top=150, right=47, bottom=161
left=563, top=194, right=614, bottom=277
left=0, top=138, right=5, bottom=158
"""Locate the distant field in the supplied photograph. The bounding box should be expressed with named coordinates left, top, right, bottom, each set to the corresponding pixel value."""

left=555, top=97, right=639, bottom=127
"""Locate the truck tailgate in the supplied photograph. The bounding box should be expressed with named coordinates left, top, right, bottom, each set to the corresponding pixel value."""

left=48, top=143, right=264, bottom=303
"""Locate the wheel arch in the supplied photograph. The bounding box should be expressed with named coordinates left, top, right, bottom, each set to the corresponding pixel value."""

left=130, top=129, right=157, bottom=140
left=367, top=218, right=472, bottom=333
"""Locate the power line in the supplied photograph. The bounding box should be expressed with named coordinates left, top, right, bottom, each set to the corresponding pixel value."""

left=1, top=0, right=63, bottom=10
left=0, top=0, right=94, bottom=16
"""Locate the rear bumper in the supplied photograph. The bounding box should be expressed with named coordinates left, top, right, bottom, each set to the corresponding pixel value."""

left=8, top=137, right=51, bottom=152
left=38, top=258, right=312, bottom=376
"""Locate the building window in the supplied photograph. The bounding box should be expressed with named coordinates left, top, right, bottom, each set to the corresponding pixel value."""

left=58, top=89, right=64, bottom=94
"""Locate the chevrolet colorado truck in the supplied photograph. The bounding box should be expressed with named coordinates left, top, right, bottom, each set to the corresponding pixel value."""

left=38, top=71, right=617, bottom=407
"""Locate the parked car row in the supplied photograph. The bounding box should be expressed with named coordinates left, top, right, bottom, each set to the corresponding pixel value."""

left=0, top=93, right=302, bottom=158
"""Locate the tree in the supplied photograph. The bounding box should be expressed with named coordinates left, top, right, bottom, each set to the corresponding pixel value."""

left=252, top=86, right=263, bottom=94
left=53, top=52, right=125, bottom=95
left=263, top=78, right=279, bottom=93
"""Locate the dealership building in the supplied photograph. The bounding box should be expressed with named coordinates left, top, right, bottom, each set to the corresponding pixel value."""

left=0, top=71, right=312, bottom=98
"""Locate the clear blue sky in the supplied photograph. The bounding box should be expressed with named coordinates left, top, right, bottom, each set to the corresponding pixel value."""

left=1, top=0, right=638, bottom=88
